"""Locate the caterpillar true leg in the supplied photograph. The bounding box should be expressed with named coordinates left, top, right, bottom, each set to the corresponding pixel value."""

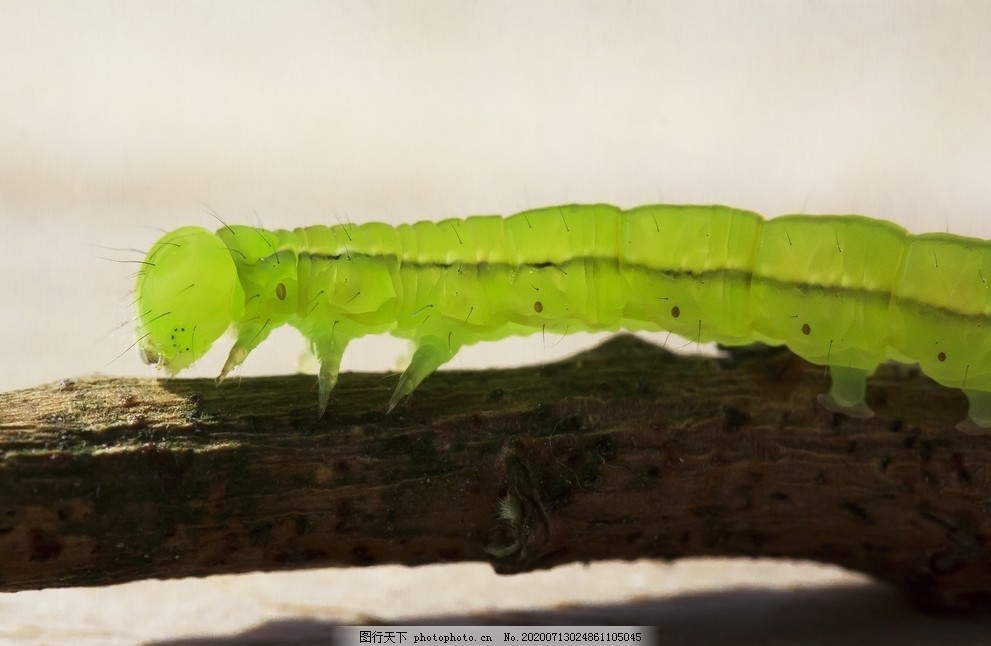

left=310, top=332, right=351, bottom=416
left=218, top=320, right=274, bottom=382
left=388, top=335, right=460, bottom=412
left=816, top=365, right=875, bottom=419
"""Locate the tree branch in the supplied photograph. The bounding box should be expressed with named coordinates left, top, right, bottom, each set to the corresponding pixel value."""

left=1, top=335, right=989, bottom=611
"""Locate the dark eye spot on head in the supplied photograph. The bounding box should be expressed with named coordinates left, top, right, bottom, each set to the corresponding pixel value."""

left=276, top=282, right=287, bottom=301
left=938, top=351, right=946, bottom=362
left=671, top=306, right=680, bottom=319
left=533, top=301, right=543, bottom=313
left=802, top=323, right=811, bottom=335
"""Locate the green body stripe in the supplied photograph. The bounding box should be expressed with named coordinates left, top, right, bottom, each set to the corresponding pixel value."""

left=134, top=203, right=991, bottom=432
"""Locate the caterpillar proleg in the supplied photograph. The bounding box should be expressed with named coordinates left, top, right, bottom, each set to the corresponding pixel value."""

left=135, top=204, right=991, bottom=432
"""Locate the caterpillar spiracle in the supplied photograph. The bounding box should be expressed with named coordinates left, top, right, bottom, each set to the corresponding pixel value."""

left=135, top=203, right=991, bottom=432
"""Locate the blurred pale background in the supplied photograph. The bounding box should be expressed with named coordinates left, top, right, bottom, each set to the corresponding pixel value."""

left=2, top=1, right=991, bottom=643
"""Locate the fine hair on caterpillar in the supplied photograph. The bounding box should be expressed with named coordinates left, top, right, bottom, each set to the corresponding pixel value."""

left=135, top=203, right=991, bottom=433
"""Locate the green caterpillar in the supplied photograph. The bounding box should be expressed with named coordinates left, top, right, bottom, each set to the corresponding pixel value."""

left=135, top=203, right=991, bottom=432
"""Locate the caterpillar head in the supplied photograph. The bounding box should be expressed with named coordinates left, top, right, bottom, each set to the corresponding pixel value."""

left=135, top=227, right=245, bottom=373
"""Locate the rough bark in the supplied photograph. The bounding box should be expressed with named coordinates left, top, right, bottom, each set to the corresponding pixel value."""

left=0, top=335, right=988, bottom=612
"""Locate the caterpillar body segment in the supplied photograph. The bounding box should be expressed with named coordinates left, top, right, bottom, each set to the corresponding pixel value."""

left=135, top=204, right=991, bottom=431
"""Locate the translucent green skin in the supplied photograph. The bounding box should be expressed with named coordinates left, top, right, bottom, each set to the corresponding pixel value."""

left=135, top=204, right=991, bottom=431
